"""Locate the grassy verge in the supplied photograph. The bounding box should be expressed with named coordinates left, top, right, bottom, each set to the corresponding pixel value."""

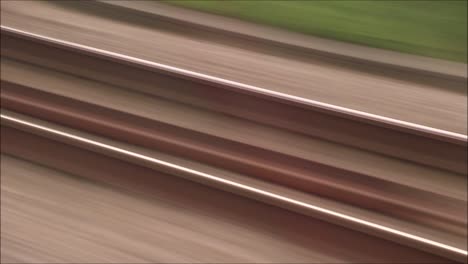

left=165, top=0, right=467, bottom=63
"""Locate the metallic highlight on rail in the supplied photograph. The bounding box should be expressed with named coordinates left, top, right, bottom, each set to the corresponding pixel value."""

left=1, top=113, right=466, bottom=257
left=1, top=25, right=466, bottom=142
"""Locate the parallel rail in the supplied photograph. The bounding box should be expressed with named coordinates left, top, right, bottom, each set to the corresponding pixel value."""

left=1, top=25, right=466, bottom=174
left=1, top=25, right=467, bottom=262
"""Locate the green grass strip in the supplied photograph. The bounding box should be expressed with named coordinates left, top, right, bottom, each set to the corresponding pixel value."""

left=166, top=0, right=467, bottom=62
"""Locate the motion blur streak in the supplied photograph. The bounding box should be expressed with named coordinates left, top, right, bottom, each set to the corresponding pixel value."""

left=1, top=1, right=466, bottom=263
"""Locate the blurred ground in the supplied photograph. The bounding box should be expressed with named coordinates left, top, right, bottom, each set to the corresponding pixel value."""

left=1, top=154, right=448, bottom=263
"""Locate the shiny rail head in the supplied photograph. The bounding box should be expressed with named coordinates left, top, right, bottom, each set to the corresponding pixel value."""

left=1, top=25, right=466, bottom=143
left=1, top=113, right=467, bottom=260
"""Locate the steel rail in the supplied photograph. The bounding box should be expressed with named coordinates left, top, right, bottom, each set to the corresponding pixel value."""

left=1, top=112, right=467, bottom=262
left=1, top=81, right=464, bottom=237
left=1, top=25, right=465, bottom=142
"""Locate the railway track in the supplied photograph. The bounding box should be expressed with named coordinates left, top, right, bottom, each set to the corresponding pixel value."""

left=1, top=22, right=467, bottom=263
